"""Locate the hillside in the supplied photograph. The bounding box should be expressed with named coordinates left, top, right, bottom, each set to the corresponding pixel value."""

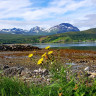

left=40, top=28, right=96, bottom=43
left=0, top=28, right=96, bottom=44
left=0, top=34, right=40, bottom=44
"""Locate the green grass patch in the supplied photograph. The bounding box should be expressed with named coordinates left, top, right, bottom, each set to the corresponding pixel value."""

left=0, top=66, right=96, bottom=96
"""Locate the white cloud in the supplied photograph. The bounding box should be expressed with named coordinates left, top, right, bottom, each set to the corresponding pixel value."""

left=23, top=0, right=88, bottom=20
left=0, top=0, right=33, bottom=19
left=0, top=20, right=41, bottom=30
left=0, top=0, right=95, bottom=30
left=0, top=20, right=51, bottom=30
left=74, top=14, right=96, bottom=30
left=0, top=0, right=90, bottom=20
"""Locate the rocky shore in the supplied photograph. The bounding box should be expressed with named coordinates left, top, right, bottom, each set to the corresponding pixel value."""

left=0, top=64, right=96, bottom=85
left=0, top=44, right=40, bottom=51
left=0, top=48, right=96, bottom=84
left=0, top=64, right=51, bottom=84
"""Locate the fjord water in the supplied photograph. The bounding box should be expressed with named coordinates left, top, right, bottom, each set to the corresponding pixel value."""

left=32, top=42, right=96, bottom=48
left=32, top=42, right=96, bottom=50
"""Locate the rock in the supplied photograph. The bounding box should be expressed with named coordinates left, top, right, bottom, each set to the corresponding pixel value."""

left=20, top=68, right=32, bottom=77
left=0, top=64, right=9, bottom=70
left=0, top=44, right=40, bottom=51
left=3, top=65, right=9, bottom=70
left=33, top=68, right=49, bottom=76
left=79, top=60, right=87, bottom=63
left=0, top=64, right=3, bottom=70
left=3, top=67, right=24, bottom=76
left=88, top=71, right=96, bottom=78
left=1, top=66, right=50, bottom=84
left=84, top=66, right=89, bottom=72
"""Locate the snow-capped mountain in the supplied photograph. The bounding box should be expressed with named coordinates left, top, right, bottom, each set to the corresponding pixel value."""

left=0, top=28, right=28, bottom=34
left=29, top=26, right=45, bottom=33
left=48, top=23, right=80, bottom=34
left=0, top=23, right=80, bottom=35
left=27, top=26, right=48, bottom=35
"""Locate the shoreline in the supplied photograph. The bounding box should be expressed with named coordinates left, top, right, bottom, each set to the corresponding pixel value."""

left=0, top=48, right=96, bottom=72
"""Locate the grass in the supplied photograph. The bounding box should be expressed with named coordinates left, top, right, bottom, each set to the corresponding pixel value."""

left=0, top=66, right=96, bottom=96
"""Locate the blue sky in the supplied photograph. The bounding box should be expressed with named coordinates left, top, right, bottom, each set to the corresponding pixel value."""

left=0, top=0, right=96, bottom=30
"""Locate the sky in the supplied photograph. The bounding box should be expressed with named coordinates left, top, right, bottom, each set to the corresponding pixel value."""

left=0, top=0, right=96, bottom=31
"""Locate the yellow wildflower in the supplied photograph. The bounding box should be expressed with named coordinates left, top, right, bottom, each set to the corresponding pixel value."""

left=45, top=46, right=50, bottom=49
left=58, top=93, right=62, bottom=96
left=42, top=53, right=46, bottom=57
left=48, top=51, right=53, bottom=55
left=28, top=54, right=33, bottom=57
left=37, top=58, right=43, bottom=64
left=33, top=51, right=36, bottom=52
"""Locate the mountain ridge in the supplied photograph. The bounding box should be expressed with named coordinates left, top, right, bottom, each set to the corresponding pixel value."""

left=0, top=23, right=80, bottom=35
left=0, top=28, right=96, bottom=44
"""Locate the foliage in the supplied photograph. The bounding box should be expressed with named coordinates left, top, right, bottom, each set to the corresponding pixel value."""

left=0, top=34, right=40, bottom=44
left=40, top=28, right=96, bottom=43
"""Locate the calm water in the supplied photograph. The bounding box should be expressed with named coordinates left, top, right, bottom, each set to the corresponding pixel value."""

left=32, top=42, right=96, bottom=48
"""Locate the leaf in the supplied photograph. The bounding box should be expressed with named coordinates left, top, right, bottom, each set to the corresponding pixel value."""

left=81, top=93, right=85, bottom=96
left=74, top=92, right=79, bottom=96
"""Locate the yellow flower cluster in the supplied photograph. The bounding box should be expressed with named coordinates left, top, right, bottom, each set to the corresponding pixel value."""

left=48, top=51, right=53, bottom=55
left=45, top=46, right=50, bottom=49
left=37, top=46, right=54, bottom=64
left=28, top=46, right=54, bottom=65
left=28, top=54, right=33, bottom=57
left=28, top=50, right=37, bottom=58
left=42, top=53, right=47, bottom=57
left=37, top=58, right=43, bottom=65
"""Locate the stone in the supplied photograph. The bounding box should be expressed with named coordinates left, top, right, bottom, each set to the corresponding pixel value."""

left=33, top=68, right=49, bottom=76
left=20, top=68, right=32, bottom=77
left=88, top=72, right=96, bottom=78
left=0, top=64, right=3, bottom=70
left=3, top=67, right=24, bottom=76
left=3, top=65, right=9, bottom=70
left=0, top=44, right=40, bottom=51
left=84, top=66, right=89, bottom=72
left=1, top=66, right=50, bottom=84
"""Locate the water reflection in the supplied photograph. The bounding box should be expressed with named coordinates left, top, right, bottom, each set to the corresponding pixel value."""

left=32, top=42, right=96, bottom=48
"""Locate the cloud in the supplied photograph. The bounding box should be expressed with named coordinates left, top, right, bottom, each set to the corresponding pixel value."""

left=0, top=20, right=51, bottom=30
left=0, top=20, right=41, bottom=30
left=0, top=0, right=96, bottom=30
left=0, top=0, right=33, bottom=19
left=0, top=0, right=91, bottom=20
left=23, top=0, right=88, bottom=20
left=74, top=14, right=96, bottom=30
